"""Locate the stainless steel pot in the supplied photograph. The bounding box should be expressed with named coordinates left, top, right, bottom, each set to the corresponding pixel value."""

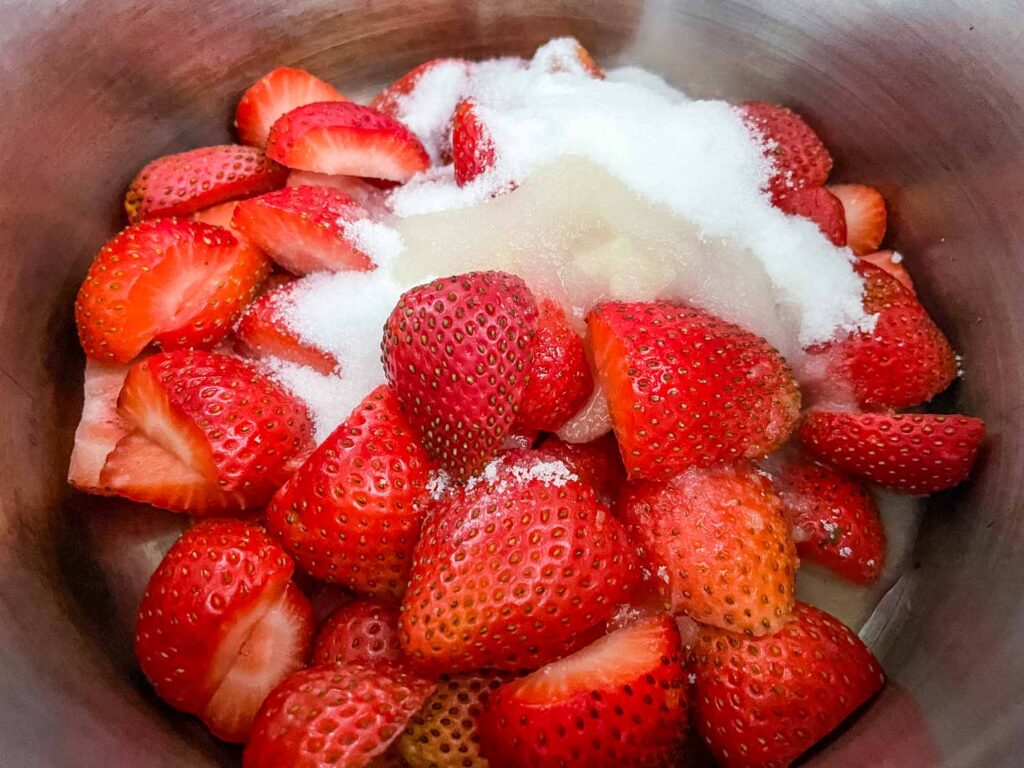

left=1, top=1, right=1021, bottom=765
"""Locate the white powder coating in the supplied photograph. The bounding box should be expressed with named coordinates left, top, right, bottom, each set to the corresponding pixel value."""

left=466, top=454, right=579, bottom=494
left=342, top=219, right=405, bottom=269
left=426, top=468, right=453, bottom=501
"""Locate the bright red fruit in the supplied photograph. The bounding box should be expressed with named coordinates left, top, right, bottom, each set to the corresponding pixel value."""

left=244, top=663, right=436, bottom=768
left=829, top=183, right=887, bottom=256
left=371, top=57, right=471, bottom=117
left=588, top=301, right=801, bottom=480
left=773, top=185, right=847, bottom=246
left=860, top=249, right=914, bottom=293
left=266, top=385, right=435, bottom=598
left=739, top=102, right=833, bottom=200
left=536, top=432, right=626, bottom=504
left=124, top=145, right=287, bottom=222
left=799, top=410, right=986, bottom=495
left=313, top=599, right=403, bottom=667
left=692, top=602, right=885, bottom=768
left=75, top=218, right=270, bottom=362
left=452, top=98, right=496, bottom=186
left=382, top=271, right=539, bottom=481
left=235, top=67, right=346, bottom=148
left=135, top=520, right=313, bottom=742
left=400, top=450, right=640, bottom=672
left=266, top=101, right=430, bottom=181
left=620, top=461, right=797, bottom=636
left=68, top=359, right=132, bottom=493
left=478, top=615, right=687, bottom=768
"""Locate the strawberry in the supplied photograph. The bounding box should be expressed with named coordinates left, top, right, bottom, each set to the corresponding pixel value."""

left=531, top=37, right=605, bottom=78
left=536, top=432, right=626, bottom=504
left=100, top=350, right=314, bottom=514
left=135, top=519, right=314, bottom=742
left=588, top=301, right=801, bottom=481
left=235, top=66, right=346, bottom=148
left=619, top=461, right=797, bottom=635
left=770, top=455, right=886, bottom=585
left=861, top=249, right=914, bottom=293
left=266, top=385, right=435, bottom=597
left=518, top=298, right=593, bottom=431
left=452, top=98, right=496, bottom=186
left=691, top=602, right=885, bottom=768
left=124, top=145, right=287, bottom=222
left=313, top=599, right=403, bottom=667
left=739, top=102, right=833, bottom=200
left=397, top=670, right=516, bottom=768
left=287, top=169, right=390, bottom=217
left=478, top=615, right=687, bottom=768
left=370, top=58, right=471, bottom=118
left=193, top=199, right=244, bottom=231
left=799, top=410, right=986, bottom=494
left=829, top=183, right=887, bottom=255
left=244, top=663, right=436, bottom=768
left=399, top=450, right=640, bottom=672
left=382, top=272, right=539, bottom=481
left=75, top=218, right=270, bottom=362
left=68, top=359, right=132, bottom=493
left=266, top=101, right=430, bottom=181
left=773, top=185, right=847, bottom=246
left=232, top=184, right=375, bottom=274
left=234, top=279, right=339, bottom=374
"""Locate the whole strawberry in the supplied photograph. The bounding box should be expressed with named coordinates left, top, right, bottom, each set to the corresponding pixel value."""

left=738, top=102, right=832, bottom=201
left=313, top=599, right=404, bottom=667
left=536, top=432, right=626, bottom=504
left=382, top=271, right=539, bottom=481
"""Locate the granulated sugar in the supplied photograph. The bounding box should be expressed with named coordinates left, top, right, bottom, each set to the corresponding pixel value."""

left=343, top=219, right=405, bottom=269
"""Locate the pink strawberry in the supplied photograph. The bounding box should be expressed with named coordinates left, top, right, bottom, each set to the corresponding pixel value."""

left=536, top=432, right=626, bottom=504
left=452, top=98, right=496, bottom=186
left=773, top=185, right=847, bottom=246
left=739, top=102, right=833, bottom=200
left=861, top=249, right=914, bottom=293
left=67, top=359, right=132, bottom=493
left=235, top=66, right=346, bottom=148
left=382, top=272, right=539, bottom=481
left=313, top=599, right=403, bottom=667
left=829, top=183, right=887, bottom=255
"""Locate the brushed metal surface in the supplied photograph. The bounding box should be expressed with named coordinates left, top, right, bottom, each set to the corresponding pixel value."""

left=1, top=1, right=1022, bottom=765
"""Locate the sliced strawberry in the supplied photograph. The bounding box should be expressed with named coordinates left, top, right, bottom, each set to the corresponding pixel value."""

left=861, top=249, right=915, bottom=293
left=370, top=58, right=471, bottom=117
left=68, top=359, right=132, bottom=493
left=75, top=219, right=270, bottom=362
left=799, top=410, right=986, bottom=494
left=135, top=520, right=313, bottom=742
left=452, top=98, right=496, bottom=186
left=244, top=663, right=436, bottom=768
left=620, top=461, right=797, bottom=635
left=266, top=101, right=430, bottom=181
left=692, top=602, right=885, bottom=768
left=739, top=102, right=833, bottom=200
left=286, top=169, right=389, bottom=216
left=478, top=615, right=687, bottom=768
left=124, top=145, right=287, bottom=222
left=531, top=37, right=605, bottom=78
left=266, top=385, right=435, bottom=598
left=829, top=183, right=887, bottom=255
left=232, top=185, right=375, bottom=274
left=234, top=280, right=339, bottom=374
left=382, top=272, right=539, bottom=481
left=536, top=432, right=626, bottom=504
left=588, top=301, right=801, bottom=480
left=400, top=450, right=640, bottom=672
left=235, top=66, right=346, bottom=149
left=774, top=185, right=847, bottom=246
left=193, top=200, right=244, bottom=231
left=313, top=599, right=403, bottom=667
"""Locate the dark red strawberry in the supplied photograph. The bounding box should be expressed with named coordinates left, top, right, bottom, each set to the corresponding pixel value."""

left=692, top=602, right=885, bottom=768
left=478, top=615, right=687, bottom=768
left=244, top=663, right=436, bottom=768
left=266, top=385, right=435, bottom=598
left=236, top=66, right=347, bottom=148
left=75, top=218, right=270, bottom=362
left=773, top=185, right=847, bottom=246
left=124, top=145, right=287, bottom=222
left=400, top=450, right=640, bottom=672
left=799, top=410, right=986, bottom=494
left=588, top=301, right=801, bottom=480
left=620, top=461, right=797, bottom=635
left=829, top=183, right=887, bottom=255
left=382, top=272, right=539, bottom=481
left=860, top=249, right=914, bottom=293
left=266, top=101, right=430, bottom=181
left=531, top=37, right=605, bottom=78
left=68, top=359, right=132, bottom=493
left=452, top=98, right=496, bottom=186
left=739, top=102, right=833, bottom=200
left=135, top=520, right=313, bottom=742
left=536, top=432, right=626, bottom=503
left=371, top=57, right=472, bottom=117
left=313, top=599, right=403, bottom=667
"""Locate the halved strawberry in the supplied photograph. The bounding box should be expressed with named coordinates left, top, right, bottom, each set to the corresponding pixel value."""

left=313, top=599, right=403, bottom=667
left=620, top=461, right=797, bottom=635
left=588, top=301, right=801, bottom=480
left=692, top=602, right=885, bottom=768
left=382, top=272, right=539, bottom=481
left=799, top=410, right=986, bottom=494
left=773, top=185, right=847, bottom=246
left=235, top=67, right=346, bottom=148
left=739, top=102, right=833, bottom=200
left=193, top=200, right=244, bottom=232
left=75, top=219, right=269, bottom=362
left=478, top=615, right=687, bottom=768
left=530, top=36, right=605, bottom=78
left=266, top=101, right=430, bottom=181
left=286, top=169, right=389, bottom=217
left=135, top=520, right=314, bottom=742
left=536, top=432, right=626, bottom=504
left=244, top=663, right=436, bottom=768
left=124, top=145, right=287, bottom=222
left=68, top=359, right=132, bottom=493
left=232, top=185, right=375, bottom=274
left=370, top=58, right=471, bottom=117
left=452, top=98, right=496, bottom=186
left=829, top=183, right=887, bottom=255
left=861, top=249, right=914, bottom=293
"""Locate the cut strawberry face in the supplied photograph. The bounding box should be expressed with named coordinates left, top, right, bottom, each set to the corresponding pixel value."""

left=235, top=66, right=347, bottom=148
left=266, top=101, right=430, bottom=181
left=68, top=359, right=132, bottom=493
left=452, top=98, right=497, bottom=186
left=773, top=185, right=847, bottom=246
left=286, top=169, right=389, bottom=216
left=313, top=599, right=403, bottom=668
left=232, top=185, right=375, bottom=274
left=125, top=144, right=287, bottom=222
left=829, top=183, right=887, bottom=256
left=739, top=101, right=833, bottom=200
left=75, top=218, right=270, bottom=363
left=861, top=249, right=914, bottom=293
left=478, top=616, right=687, bottom=768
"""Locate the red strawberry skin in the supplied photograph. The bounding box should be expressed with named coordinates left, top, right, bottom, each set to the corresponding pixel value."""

left=829, top=183, right=887, bottom=256
left=588, top=301, right=801, bottom=481
left=266, top=385, right=435, bottom=598
left=773, top=185, right=847, bottom=246
left=313, top=599, right=403, bottom=667
left=382, top=272, right=539, bottom=481
left=125, top=144, right=287, bottom=222
left=452, top=98, right=496, bottom=186
left=692, top=602, right=885, bottom=768
left=799, top=410, right=986, bottom=494
left=371, top=58, right=470, bottom=117
left=739, top=102, right=832, bottom=201
left=235, top=66, right=346, bottom=149
left=537, top=432, right=626, bottom=504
